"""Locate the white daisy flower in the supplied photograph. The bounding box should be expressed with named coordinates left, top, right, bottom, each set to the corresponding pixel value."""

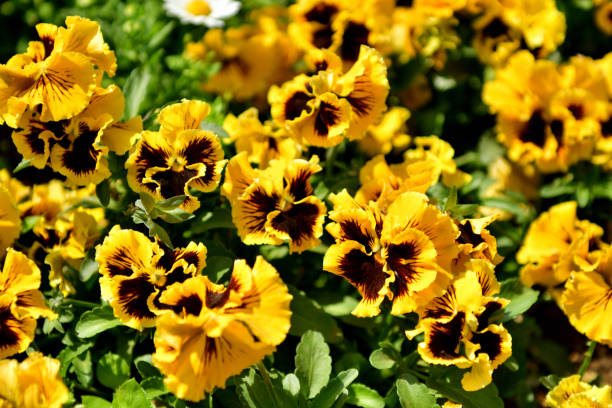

left=163, top=0, right=241, bottom=27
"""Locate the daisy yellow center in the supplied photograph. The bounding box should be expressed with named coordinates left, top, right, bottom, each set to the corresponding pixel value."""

left=185, top=0, right=212, bottom=16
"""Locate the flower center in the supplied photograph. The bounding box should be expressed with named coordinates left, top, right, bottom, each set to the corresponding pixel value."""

left=185, top=0, right=212, bottom=16
left=170, top=156, right=187, bottom=172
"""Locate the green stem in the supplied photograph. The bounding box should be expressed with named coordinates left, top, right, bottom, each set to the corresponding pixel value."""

left=62, top=299, right=99, bottom=309
left=578, top=340, right=597, bottom=379
left=326, top=144, right=338, bottom=177
left=257, top=361, right=281, bottom=408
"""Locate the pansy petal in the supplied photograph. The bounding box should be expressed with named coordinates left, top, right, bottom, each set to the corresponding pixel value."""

left=323, top=240, right=392, bottom=317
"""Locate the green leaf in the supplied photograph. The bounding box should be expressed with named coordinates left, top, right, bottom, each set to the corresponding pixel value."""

left=426, top=367, right=503, bottom=408
left=139, top=194, right=156, bottom=213
left=495, top=278, right=539, bottom=322
left=141, top=377, right=169, bottom=399
left=193, top=209, right=234, bottom=232
left=79, top=257, right=99, bottom=282
left=73, top=350, right=94, bottom=387
left=96, top=179, right=111, bottom=207
left=13, top=158, right=31, bottom=173
left=201, top=120, right=230, bottom=139
left=396, top=379, right=439, bottom=408
left=289, top=286, right=343, bottom=343
left=97, top=353, right=130, bottom=389
left=283, top=373, right=301, bottom=397
left=260, top=245, right=290, bottom=261
left=154, top=195, right=187, bottom=211
left=75, top=305, right=122, bottom=338
left=148, top=221, right=173, bottom=249
left=21, top=215, right=40, bottom=233
left=295, top=331, right=332, bottom=399
left=82, top=396, right=112, bottom=408
left=203, top=256, right=234, bottom=282
left=156, top=207, right=194, bottom=224
left=111, top=379, right=153, bottom=408
left=369, top=348, right=397, bottom=370
left=237, top=368, right=297, bottom=408
left=58, top=343, right=94, bottom=377
left=147, top=21, right=175, bottom=49
left=123, top=66, right=152, bottom=119
left=310, top=369, right=359, bottom=408
left=347, top=383, right=385, bottom=408
left=576, top=185, right=590, bottom=208
left=540, top=375, right=560, bottom=390
left=134, top=355, right=161, bottom=378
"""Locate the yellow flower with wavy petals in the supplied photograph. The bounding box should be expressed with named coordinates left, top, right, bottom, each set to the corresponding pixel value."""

left=153, top=256, right=292, bottom=401
left=0, top=352, right=68, bottom=408
left=0, top=249, right=56, bottom=359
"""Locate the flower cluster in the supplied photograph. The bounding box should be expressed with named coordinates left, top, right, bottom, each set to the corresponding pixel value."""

left=1, top=171, right=106, bottom=296
left=0, top=17, right=142, bottom=185
left=96, top=226, right=292, bottom=401
left=322, top=136, right=509, bottom=389
left=269, top=45, right=389, bottom=147
left=0, top=249, right=56, bottom=359
left=517, top=201, right=612, bottom=346
left=545, top=375, right=612, bottom=408
left=484, top=51, right=612, bottom=172
left=2, top=0, right=612, bottom=404
left=0, top=352, right=69, bottom=408
left=126, top=99, right=226, bottom=212
left=407, top=260, right=511, bottom=391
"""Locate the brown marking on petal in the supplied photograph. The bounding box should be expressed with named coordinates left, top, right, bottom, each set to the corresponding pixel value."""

left=346, top=77, right=375, bottom=118
left=471, top=330, right=503, bottom=361
left=314, top=102, right=340, bottom=136
left=41, top=36, right=55, bottom=59
left=338, top=219, right=375, bottom=252
left=204, top=337, right=218, bottom=362
left=179, top=136, right=215, bottom=164
left=151, top=168, right=198, bottom=199
left=478, top=271, right=495, bottom=297
left=482, top=17, right=509, bottom=38
left=206, top=288, right=230, bottom=309
left=116, top=275, right=157, bottom=320
left=476, top=301, right=503, bottom=331
left=270, top=202, right=321, bottom=247
left=288, top=168, right=314, bottom=201
left=61, top=123, right=100, bottom=175
left=241, top=187, right=281, bottom=234
left=550, top=119, right=563, bottom=143
left=0, top=306, right=20, bottom=351
left=604, top=118, right=612, bottom=138
left=518, top=110, right=547, bottom=148
left=268, top=137, right=279, bottom=152
left=314, top=60, right=328, bottom=72
left=568, top=104, right=584, bottom=120
left=457, top=221, right=485, bottom=247
left=105, top=248, right=137, bottom=277
left=396, top=0, right=413, bottom=6
left=386, top=240, right=426, bottom=298
left=192, top=160, right=219, bottom=189
left=172, top=293, right=203, bottom=316
left=313, top=26, right=334, bottom=49
left=337, top=249, right=387, bottom=302
left=340, top=22, right=370, bottom=62
left=285, top=92, right=311, bottom=121
left=136, top=142, right=170, bottom=192
left=428, top=311, right=465, bottom=359
left=223, top=57, right=250, bottom=76
left=305, top=4, right=338, bottom=24
left=424, top=286, right=457, bottom=319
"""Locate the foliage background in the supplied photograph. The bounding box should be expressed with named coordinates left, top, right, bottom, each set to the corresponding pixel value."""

left=1, top=0, right=611, bottom=407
